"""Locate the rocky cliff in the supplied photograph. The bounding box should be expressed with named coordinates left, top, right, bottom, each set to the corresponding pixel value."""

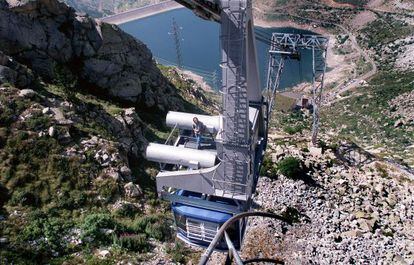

left=0, top=0, right=216, bottom=263
left=0, top=0, right=182, bottom=112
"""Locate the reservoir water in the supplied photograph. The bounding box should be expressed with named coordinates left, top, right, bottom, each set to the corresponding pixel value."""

left=120, top=8, right=315, bottom=90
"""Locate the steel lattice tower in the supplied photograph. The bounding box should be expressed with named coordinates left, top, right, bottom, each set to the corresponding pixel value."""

left=170, top=18, right=183, bottom=69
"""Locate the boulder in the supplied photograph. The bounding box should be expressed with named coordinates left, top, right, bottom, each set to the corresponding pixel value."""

left=18, top=89, right=36, bottom=98
left=48, top=126, right=55, bottom=137
left=0, top=52, right=34, bottom=88
left=123, top=182, right=142, bottom=198
left=97, top=249, right=111, bottom=259
left=0, top=237, right=8, bottom=245
left=341, top=230, right=363, bottom=238
left=120, top=165, right=132, bottom=181
left=0, top=65, right=17, bottom=85
left=309, top=146, right=322, bottom=157
left=42, top=107, right=52, bottom=114
left=394, top=119, right=404, bottom=128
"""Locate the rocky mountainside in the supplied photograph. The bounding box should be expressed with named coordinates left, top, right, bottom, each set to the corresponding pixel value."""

left=243, top=135, right=413, bottom=264
left=0, top=0, right=214, bottom=263
left=4, top=0, right=166, bottom=17
left=236, top=0, right=414, bottom=264
left=0, top=0, right=182, bottom=113
left=0, top=0, right=413, bottom=264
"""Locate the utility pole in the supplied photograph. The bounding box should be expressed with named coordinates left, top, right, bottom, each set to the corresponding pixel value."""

left=169, top=18, right=183, bottom=69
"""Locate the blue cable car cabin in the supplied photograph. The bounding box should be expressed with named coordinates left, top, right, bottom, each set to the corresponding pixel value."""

left=172, top=190, right=247, bottom=250
left=145, top=106, right=266, bottom=250
left=149, top=123, right=249, bottom=250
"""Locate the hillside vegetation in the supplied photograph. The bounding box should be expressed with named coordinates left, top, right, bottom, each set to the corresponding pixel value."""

left=0, top=0, right=216, bottom=263
left=242, top=0, right=414, bottom=264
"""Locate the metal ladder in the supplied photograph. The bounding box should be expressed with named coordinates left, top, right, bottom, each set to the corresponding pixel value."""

left=213, top=0, right=251, bottom=199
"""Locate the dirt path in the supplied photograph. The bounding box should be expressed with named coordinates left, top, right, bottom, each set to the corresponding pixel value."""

left=324, top=32, right=378, bottom=105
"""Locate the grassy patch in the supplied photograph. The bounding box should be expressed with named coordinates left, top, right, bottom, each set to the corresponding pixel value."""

left=321, top=71, right=414, bottom=164
left=359, top=15, right=413, bottom=50
left=166, top=241, right=191, bottom=264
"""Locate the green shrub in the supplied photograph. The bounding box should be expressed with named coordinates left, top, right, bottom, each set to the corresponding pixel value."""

left=114, top=234, right=150, bottom=252
left=260, top=154, right=278, bottom=179
left=25, top=112, right=50, bottom=131
left=9, top=190, right=40, bottom=207
left=57, top=190, right=87, bottom=210
left=54, top=64, right=78, bottom=101
left=166, top=241, right=189, bottom=264
left=22, top=212, right=72, bottom=253
left=81, top=213, right=116, bottom=245
left=277, top=157, right=303, bottom=179
left=114, top=203, right=139, bottom=218
left=283, top=125, right=305, bottom=135
left=132, top=215, right=171, bottom=241
left=95, top=178, right=119, bottom=203
left=281, top=206, right=302, bottom=224
left=132, top=215, right=159, bottom=233
left=145, top=221, right=171, bottom=241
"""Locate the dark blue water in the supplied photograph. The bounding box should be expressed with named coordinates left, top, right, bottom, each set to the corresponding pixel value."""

left=120, top=8, right=315, bottom=90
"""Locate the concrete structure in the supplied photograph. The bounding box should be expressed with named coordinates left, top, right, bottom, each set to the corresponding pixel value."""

left=101, top=1, right=183, bottom=25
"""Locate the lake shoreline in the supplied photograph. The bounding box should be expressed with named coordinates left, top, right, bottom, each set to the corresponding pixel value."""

left=104, top=2, right=328, bottom=37
left=254, top=18, right=329, bottom=35
left=119, top=7, right=328, bottom=92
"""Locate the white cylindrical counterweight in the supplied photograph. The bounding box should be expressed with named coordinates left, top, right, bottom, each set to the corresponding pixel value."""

left=166, top=111, right=220, bottom=133
left=145, top=143, right=217, bottom=168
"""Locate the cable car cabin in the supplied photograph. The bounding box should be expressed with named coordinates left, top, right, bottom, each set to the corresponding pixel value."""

left=145, top=108, right=266, bottom=250
left=172, top=190, right=247, bottom=250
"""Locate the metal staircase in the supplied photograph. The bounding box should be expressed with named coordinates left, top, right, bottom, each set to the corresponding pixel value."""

left=212, top=0, right=252, bottom=200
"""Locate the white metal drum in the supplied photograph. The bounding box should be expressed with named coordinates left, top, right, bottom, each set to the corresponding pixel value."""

left=166, top=111, right=220, bottom=133
left=145, top=143, right=217, bottom=168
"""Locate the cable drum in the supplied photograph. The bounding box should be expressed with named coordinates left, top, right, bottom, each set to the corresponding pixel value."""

left=145, top=143, right=217, bottom=168
left=166, top=111, right=221, bottom=133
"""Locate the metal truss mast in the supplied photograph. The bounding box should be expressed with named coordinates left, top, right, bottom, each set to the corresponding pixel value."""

left=266, top=33, right=329, bottom=145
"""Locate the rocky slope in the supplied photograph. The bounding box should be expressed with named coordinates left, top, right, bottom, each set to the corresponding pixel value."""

left=242, top=1, right=414, bottom=264
left=0, top=0, right=214, bottom=263
left=243, top=133, right=413, bottom=264
left=1, top=0, right=413, bottom=264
